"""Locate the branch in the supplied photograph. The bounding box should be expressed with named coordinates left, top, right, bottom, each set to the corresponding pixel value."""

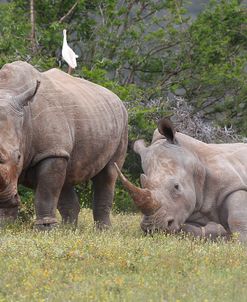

left=194, top=94, right=227, bottom=114
left=58, top=1, right=78, bottom=24
left=146, top=42, right=180, bottom=57
left=98, top=4, right=105, bottom=26
left=30, top=0, right=36, bottom=54
left=160, top=67, right=183, bottom=86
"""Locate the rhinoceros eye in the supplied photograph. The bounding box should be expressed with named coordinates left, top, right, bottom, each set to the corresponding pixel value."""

left=174, top=184, right=179, bottom=190
left=13, top=151, right=21, bottom=163
left=0, top=153, right=6, bottom=164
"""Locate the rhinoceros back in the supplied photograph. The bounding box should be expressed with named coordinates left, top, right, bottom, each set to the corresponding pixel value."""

left=29, top=67, right=127, bottom=183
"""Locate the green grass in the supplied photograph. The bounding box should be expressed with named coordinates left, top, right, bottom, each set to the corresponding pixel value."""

left=0, top=209, right=247, bottom=302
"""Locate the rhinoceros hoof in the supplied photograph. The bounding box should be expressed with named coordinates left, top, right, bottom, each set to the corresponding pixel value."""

left=95, top=221, right=111, bottom=231
left=0, top=207, right=19, bottom=226
left=34, top=223, right=58, bottom=231
left=34, top=217, right=58, bottom=231
left=0, top=216, right=17, bottom=227
left=0, top=219, right=14, bottom=227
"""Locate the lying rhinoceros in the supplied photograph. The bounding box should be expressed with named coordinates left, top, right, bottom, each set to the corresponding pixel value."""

left=116, top=118, right=247, bottom=242
left=0, top=61, right=128, bottom=229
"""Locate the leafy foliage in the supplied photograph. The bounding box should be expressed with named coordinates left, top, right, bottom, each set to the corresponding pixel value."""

left=180, top=0, right=247, bottom=132
left=17, top=185, right=34, bottom=222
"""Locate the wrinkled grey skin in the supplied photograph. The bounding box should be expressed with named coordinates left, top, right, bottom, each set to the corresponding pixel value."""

left=134, top=121, right=247, bottom=242
left=0, top=61, right=128, bottom=229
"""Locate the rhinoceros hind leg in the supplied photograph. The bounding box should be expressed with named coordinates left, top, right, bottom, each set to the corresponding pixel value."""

left=57, top=185, right=80, bottom=225
left=92, top=163, right=117, bottom=229
left=223, top=190, right=247, bottom=243
left=92, top=128, right=127, bottom=229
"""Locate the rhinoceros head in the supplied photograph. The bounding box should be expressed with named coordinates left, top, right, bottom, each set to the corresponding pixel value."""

left=116, top=118, right=205, bottom=233
left=0, top=80, right=40, bottom=211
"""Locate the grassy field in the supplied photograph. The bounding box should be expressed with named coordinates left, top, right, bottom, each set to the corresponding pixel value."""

left=0, top=209, right=247, bottom=302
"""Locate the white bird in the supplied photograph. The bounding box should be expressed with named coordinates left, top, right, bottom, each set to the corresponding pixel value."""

left=62, top=29, right=79, bottom=75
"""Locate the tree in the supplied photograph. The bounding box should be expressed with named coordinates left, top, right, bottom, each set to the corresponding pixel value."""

left=169, top=0, right=247, bottom=134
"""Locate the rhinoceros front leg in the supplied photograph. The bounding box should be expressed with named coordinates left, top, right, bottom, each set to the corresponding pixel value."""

left=181, top=222, right=229, bottom=240
left=92, top=163, right=118, bottom=229
left=57, top=185, right=80, bottom=225
left=0, top=207, right=19, bottom=226
left=222, top=190, right=247, bottom=243
left=34, top=158, right=67, bottom=230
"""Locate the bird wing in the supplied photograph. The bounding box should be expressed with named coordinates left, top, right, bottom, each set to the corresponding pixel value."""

left=62, top=44, right=78, bottom=69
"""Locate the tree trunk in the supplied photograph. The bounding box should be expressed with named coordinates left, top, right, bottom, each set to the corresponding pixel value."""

left=30, top=0, right=36, bottom=54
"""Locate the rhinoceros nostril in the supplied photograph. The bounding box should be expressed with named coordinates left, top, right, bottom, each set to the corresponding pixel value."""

left=167, top=218, right=174, bottom=228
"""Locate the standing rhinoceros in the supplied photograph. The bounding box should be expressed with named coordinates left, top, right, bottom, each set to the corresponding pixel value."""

left=0, top=61, right=128, bottom=229
left=115, top=118, right=247, bottom=242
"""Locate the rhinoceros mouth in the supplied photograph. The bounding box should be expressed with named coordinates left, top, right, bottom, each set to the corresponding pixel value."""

left=140, top=207, right=184, bottom=234
left=0, top=193, right=20, bottom=208
left=142, top=222, right=181, bottom=235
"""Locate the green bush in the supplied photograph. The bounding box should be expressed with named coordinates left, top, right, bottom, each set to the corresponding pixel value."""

left=18, top=185, right=34, bottom=223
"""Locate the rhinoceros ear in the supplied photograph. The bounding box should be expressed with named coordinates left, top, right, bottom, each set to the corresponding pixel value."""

left=11, top=80, right=40, bottom=111
left=133, top=139, right=146, bottom=155
left=158, top=118, right=176, bottom=144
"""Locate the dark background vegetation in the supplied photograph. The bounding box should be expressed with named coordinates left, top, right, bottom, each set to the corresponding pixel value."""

left=0, top=0, right=246, bottom=217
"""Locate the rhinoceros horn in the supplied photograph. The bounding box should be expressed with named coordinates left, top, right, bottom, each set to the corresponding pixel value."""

left=12, top=80, right=40, bottom=110
left=114, top=163, right=160, bottom=215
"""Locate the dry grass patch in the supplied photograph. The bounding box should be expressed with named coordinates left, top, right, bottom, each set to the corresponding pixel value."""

left=0, top=209, right=247, bottom=301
